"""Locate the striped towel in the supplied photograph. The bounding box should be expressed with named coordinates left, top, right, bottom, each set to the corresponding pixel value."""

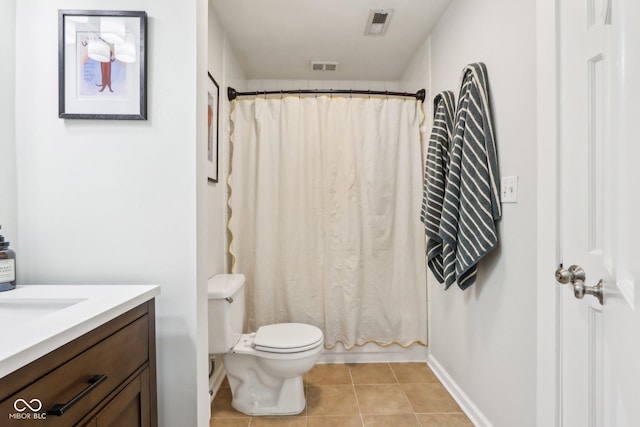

left=421, top=91, right=456, bottom=284
left=439, top=63, right=501, bottom=290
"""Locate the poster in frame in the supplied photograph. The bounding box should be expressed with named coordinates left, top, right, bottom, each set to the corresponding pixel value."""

left=58, top=10, right=147, bottom=120
left=207, top=72, right=220, bottom=183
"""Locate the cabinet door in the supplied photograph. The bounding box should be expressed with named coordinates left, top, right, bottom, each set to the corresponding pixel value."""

left=84, top=368, right=150, bottom=427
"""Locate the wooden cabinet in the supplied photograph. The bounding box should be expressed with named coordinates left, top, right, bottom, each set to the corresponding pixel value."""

left=0, top=301, right=157, bottom=427
left=83, top=367, right=151, bottom=427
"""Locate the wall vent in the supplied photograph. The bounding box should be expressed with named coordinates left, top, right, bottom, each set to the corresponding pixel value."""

left=311, top=61, right=339, bottom=72
left=364, top=9, right=393, bottom=36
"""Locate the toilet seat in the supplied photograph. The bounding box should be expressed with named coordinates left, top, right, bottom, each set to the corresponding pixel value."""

left=253, top=323, right=324, bottom=353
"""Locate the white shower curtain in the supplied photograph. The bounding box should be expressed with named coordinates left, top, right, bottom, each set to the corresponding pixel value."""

left=228, top=95, right=427, bottom=349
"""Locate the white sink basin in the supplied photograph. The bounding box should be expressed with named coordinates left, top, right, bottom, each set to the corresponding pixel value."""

left=0, top=298, right=86, bottom=325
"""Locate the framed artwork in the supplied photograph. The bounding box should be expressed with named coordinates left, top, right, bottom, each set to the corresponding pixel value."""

left=207, top=72, right=220, bottom=183
left=58, top=10, right=147, bottom=120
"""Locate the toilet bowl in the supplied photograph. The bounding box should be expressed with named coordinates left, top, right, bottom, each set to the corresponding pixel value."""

left=208, top=274, right=324, bottom=416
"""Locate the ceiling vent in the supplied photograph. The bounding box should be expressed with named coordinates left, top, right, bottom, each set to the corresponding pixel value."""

left=364, top=9, right=393, bottom=36
left=311, top=61, right=339, bottom=72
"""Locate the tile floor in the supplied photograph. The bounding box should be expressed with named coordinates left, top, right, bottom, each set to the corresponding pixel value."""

left=210, top=362, right=473, bottom=426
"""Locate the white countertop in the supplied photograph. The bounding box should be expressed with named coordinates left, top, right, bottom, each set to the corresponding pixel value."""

left=0, top=284, right=160, bottom=379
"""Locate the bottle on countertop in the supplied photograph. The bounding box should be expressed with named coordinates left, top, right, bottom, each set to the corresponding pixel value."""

left=0, top=225, right=16, bottom=291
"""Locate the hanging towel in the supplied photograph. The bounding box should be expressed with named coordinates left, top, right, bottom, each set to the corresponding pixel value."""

left=439, top=63, right=501, bottom=290
left=421, top=91, right=456, bottom=284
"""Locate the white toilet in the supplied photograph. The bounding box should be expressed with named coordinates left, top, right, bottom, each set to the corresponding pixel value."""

left=208, top=274, right=324, bottom=416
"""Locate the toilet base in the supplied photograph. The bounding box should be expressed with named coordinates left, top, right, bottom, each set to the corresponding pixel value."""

left=223, top=350, right=313, bottom=416
left=230, top=375, right=306, bottom=416
left=220, top=329, right=323, bottom=416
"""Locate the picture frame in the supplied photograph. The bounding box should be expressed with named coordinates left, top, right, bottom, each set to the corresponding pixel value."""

left=207, top=72, right=220, bottom=183
left=58, top=10, right=147, bottom=120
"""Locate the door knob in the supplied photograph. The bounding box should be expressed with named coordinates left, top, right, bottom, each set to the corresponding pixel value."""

left=555, top=265, right=603, bottom=305
left=555, top=265, right=585, bottom=284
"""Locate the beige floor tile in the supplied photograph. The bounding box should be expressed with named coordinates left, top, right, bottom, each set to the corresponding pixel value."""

left=308, top=363, right=352, bottom=386
left=355, top=384, right=413, bottom=415
left=416, top=413, right=474, bottom=427
left=210, top=363, right=471, bottom=427
left=210, top=387, right=246, bottom=418
left=401, top=383, right=461, bottom=413
left=250, top=416, right=307, bottom=427
left=308, top=415, right=363, bottom=427
left=307, top=384, right=360, bottom=416
left=363, top=414, right=420, bottom=427
left=209, top=417, right=250, bottom=426
left=349, top=363, right=397, bottom=384
left=389, top=362, right=438, bottom=383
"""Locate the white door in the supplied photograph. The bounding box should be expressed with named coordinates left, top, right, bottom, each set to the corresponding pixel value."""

left=558, top=1, right=607, bottom=426
left=557, top=0, right=640, bottom=426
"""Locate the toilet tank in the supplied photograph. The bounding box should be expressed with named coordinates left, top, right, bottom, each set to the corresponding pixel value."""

left=207, top=274, right=246, bottom=354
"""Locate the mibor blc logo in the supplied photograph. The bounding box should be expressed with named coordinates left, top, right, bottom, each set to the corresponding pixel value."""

left=8, top=398, right=47, bottom=420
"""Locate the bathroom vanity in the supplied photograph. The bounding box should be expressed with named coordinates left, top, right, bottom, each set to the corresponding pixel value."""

left=0, top=285, right=160, bottom=426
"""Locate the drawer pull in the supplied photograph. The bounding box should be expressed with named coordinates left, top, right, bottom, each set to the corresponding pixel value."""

left=46, top=374, right=108, bottom=416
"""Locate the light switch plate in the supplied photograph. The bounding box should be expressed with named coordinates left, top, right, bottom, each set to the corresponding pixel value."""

left=501, top=176, right=518, bottom=203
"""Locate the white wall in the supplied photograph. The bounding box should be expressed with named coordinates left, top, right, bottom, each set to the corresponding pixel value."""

left=246, top=79, right=402, bottom=93
left=195, top=0, right=209, bottom=424
left=207, top=4, right=246, bottom=277
left=0, top=0, right=17, bottom=251
left=403, top=0, right=538, bottom=425
left=14, top=1, right=209, bottom=426
left=401, top=37, right=431, bottom=106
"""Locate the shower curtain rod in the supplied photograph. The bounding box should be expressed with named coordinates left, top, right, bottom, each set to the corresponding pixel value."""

left=227, top=87, right=426, bottom=102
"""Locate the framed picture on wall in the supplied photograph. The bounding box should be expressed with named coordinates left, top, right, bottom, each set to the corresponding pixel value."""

left=207, top=72, right=220, bottom=183
left=58, top=10, right=147, bottom=120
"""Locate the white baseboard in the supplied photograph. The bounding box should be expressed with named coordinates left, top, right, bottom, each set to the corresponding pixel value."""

left=318, top=342, right=428, bottom=364
left=427, top=354, right=493, bottom=427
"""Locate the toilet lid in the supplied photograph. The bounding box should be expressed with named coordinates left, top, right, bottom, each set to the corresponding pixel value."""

left=253, top=323, right=324, bottom=353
